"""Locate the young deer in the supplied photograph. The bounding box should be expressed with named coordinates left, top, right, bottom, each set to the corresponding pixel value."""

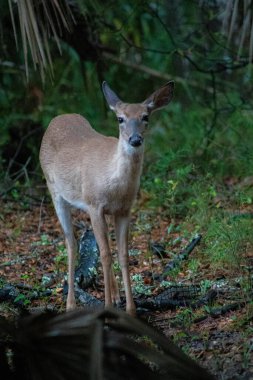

left=40, top=81, right=174, bottom=315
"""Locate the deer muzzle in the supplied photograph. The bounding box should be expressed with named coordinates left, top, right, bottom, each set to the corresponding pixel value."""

left=127, top=119, right=144, bottom=147
left=129, top=134, right=143, bottom=147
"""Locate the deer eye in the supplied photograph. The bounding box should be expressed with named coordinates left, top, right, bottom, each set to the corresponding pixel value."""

left=118, top=117, right=125, bottom=124
left=142, top=114, right=149, bottom=122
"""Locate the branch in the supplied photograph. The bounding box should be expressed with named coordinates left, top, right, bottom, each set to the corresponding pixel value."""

left=1, top=157, right=31, bottom=197
left=5, top=126, right=43, bottom=178
left=102, top=52, right=213, bottom=93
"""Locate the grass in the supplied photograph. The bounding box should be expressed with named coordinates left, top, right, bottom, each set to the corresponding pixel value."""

left=139, top=106, right=253, bottom=322
left=203, top=214, right=252, bottom=268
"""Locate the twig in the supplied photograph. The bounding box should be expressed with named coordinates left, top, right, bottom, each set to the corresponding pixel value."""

left=1, top=157, right=32, bottom=196
left=37, top=196, right=45, bottom=234
left=0, top=252, right=37, bottom=268
left=5, top=126, right=42, bottom=177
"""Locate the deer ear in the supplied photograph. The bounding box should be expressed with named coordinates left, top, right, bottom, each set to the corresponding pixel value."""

left=143, top=81, right=174, bottom=113
left=102, top=82, right=122, bottom=111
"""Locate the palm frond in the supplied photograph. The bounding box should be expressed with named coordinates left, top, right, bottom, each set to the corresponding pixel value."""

left=0, top=308, right=215, bottom=380
left=9, top=0, right=74, bottom=80
left=222, top=0, right=253, bottom=62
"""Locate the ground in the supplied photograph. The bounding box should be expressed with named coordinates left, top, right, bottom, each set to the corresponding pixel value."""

left=0, top=190, right=252, bottom=380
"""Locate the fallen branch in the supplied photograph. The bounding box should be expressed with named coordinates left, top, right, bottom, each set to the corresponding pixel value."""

left=0, top=283, right=52, bottom=307
left=136, top=286, right=216, bottom=312
left=75, top=229, right=99, bottom=289
left=162, top=234, right=202, bottom=277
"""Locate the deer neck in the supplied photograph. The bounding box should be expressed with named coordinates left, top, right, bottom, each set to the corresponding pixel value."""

left=114, top=136, right=144, bottom=180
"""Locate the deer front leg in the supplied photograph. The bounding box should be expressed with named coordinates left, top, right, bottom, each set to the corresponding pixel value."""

left=89, top=209, right=113, bottom=307
left=114, top=214, right=136, bottom=316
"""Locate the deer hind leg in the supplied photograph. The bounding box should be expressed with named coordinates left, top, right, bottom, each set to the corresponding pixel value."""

left=89, top=209, right=114, bottom=307
left=110, top=267, right=120, bottom=306
left=114, top=214, right=136, bottom=316
left=52, top=194, right=77, bottom=311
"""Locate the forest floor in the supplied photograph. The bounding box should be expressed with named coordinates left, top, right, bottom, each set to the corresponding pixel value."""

left=0, top=189, right=253, bottom=380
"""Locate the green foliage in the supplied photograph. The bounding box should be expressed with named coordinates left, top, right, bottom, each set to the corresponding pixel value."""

left=142, top=105, right=253, bottom=216
left=203, top=213, right=253, bottom=269
left=1, top=1, right=253, bottom=188
left=14, top=293, right=31, bottom=306
left=172, top=308, right=194, bottom=329
left=131, top=273, right=152, bottom=295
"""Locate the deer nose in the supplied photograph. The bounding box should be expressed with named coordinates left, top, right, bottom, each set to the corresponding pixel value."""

left=129, top=134, right=143, bottom=147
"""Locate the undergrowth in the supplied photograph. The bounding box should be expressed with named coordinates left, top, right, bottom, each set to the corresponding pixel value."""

left=142, top=106, right=253, bottom=283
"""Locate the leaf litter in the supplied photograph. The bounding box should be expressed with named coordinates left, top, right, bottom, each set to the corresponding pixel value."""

left=0, top=198, right=252, bottom=379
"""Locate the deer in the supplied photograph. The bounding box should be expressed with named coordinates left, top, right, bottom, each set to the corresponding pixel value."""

left=39, top=80, right=174, bottom=316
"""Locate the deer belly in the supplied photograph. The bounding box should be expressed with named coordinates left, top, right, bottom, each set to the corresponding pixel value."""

left=68, top=198, right=89, bottom=212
